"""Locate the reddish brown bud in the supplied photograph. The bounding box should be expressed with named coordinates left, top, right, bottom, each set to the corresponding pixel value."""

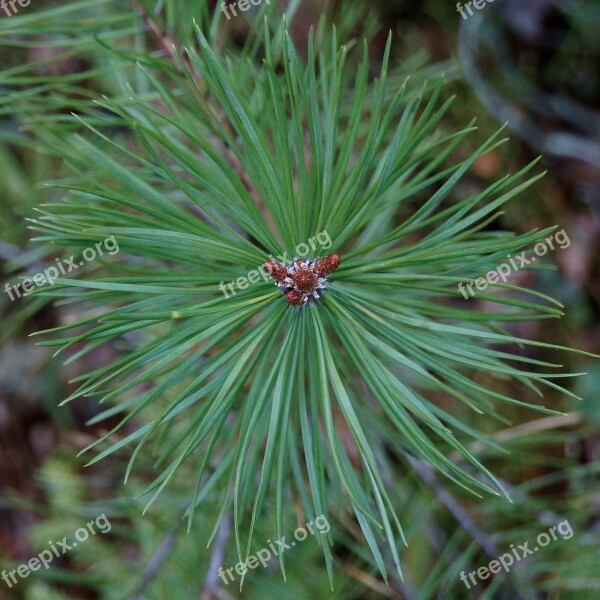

left=263, top=259, right=288, bottom=283
left=314, top=253, right=341, bottom=277
left=292, top=270, right=318, bottom=293
left=285, top=290, right=304, bottom=306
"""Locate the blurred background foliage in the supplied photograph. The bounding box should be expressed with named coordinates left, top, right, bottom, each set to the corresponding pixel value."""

left=0, top=0, right=599, bottom=598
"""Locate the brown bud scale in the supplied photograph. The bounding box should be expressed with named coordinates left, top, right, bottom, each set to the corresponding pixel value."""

left=262, top=253, right=341, bottom=308
left=315, top=253, right=341, bottom=276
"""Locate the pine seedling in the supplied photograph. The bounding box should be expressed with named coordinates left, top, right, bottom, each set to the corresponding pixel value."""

left=1, top=0, right=593, bottom=584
